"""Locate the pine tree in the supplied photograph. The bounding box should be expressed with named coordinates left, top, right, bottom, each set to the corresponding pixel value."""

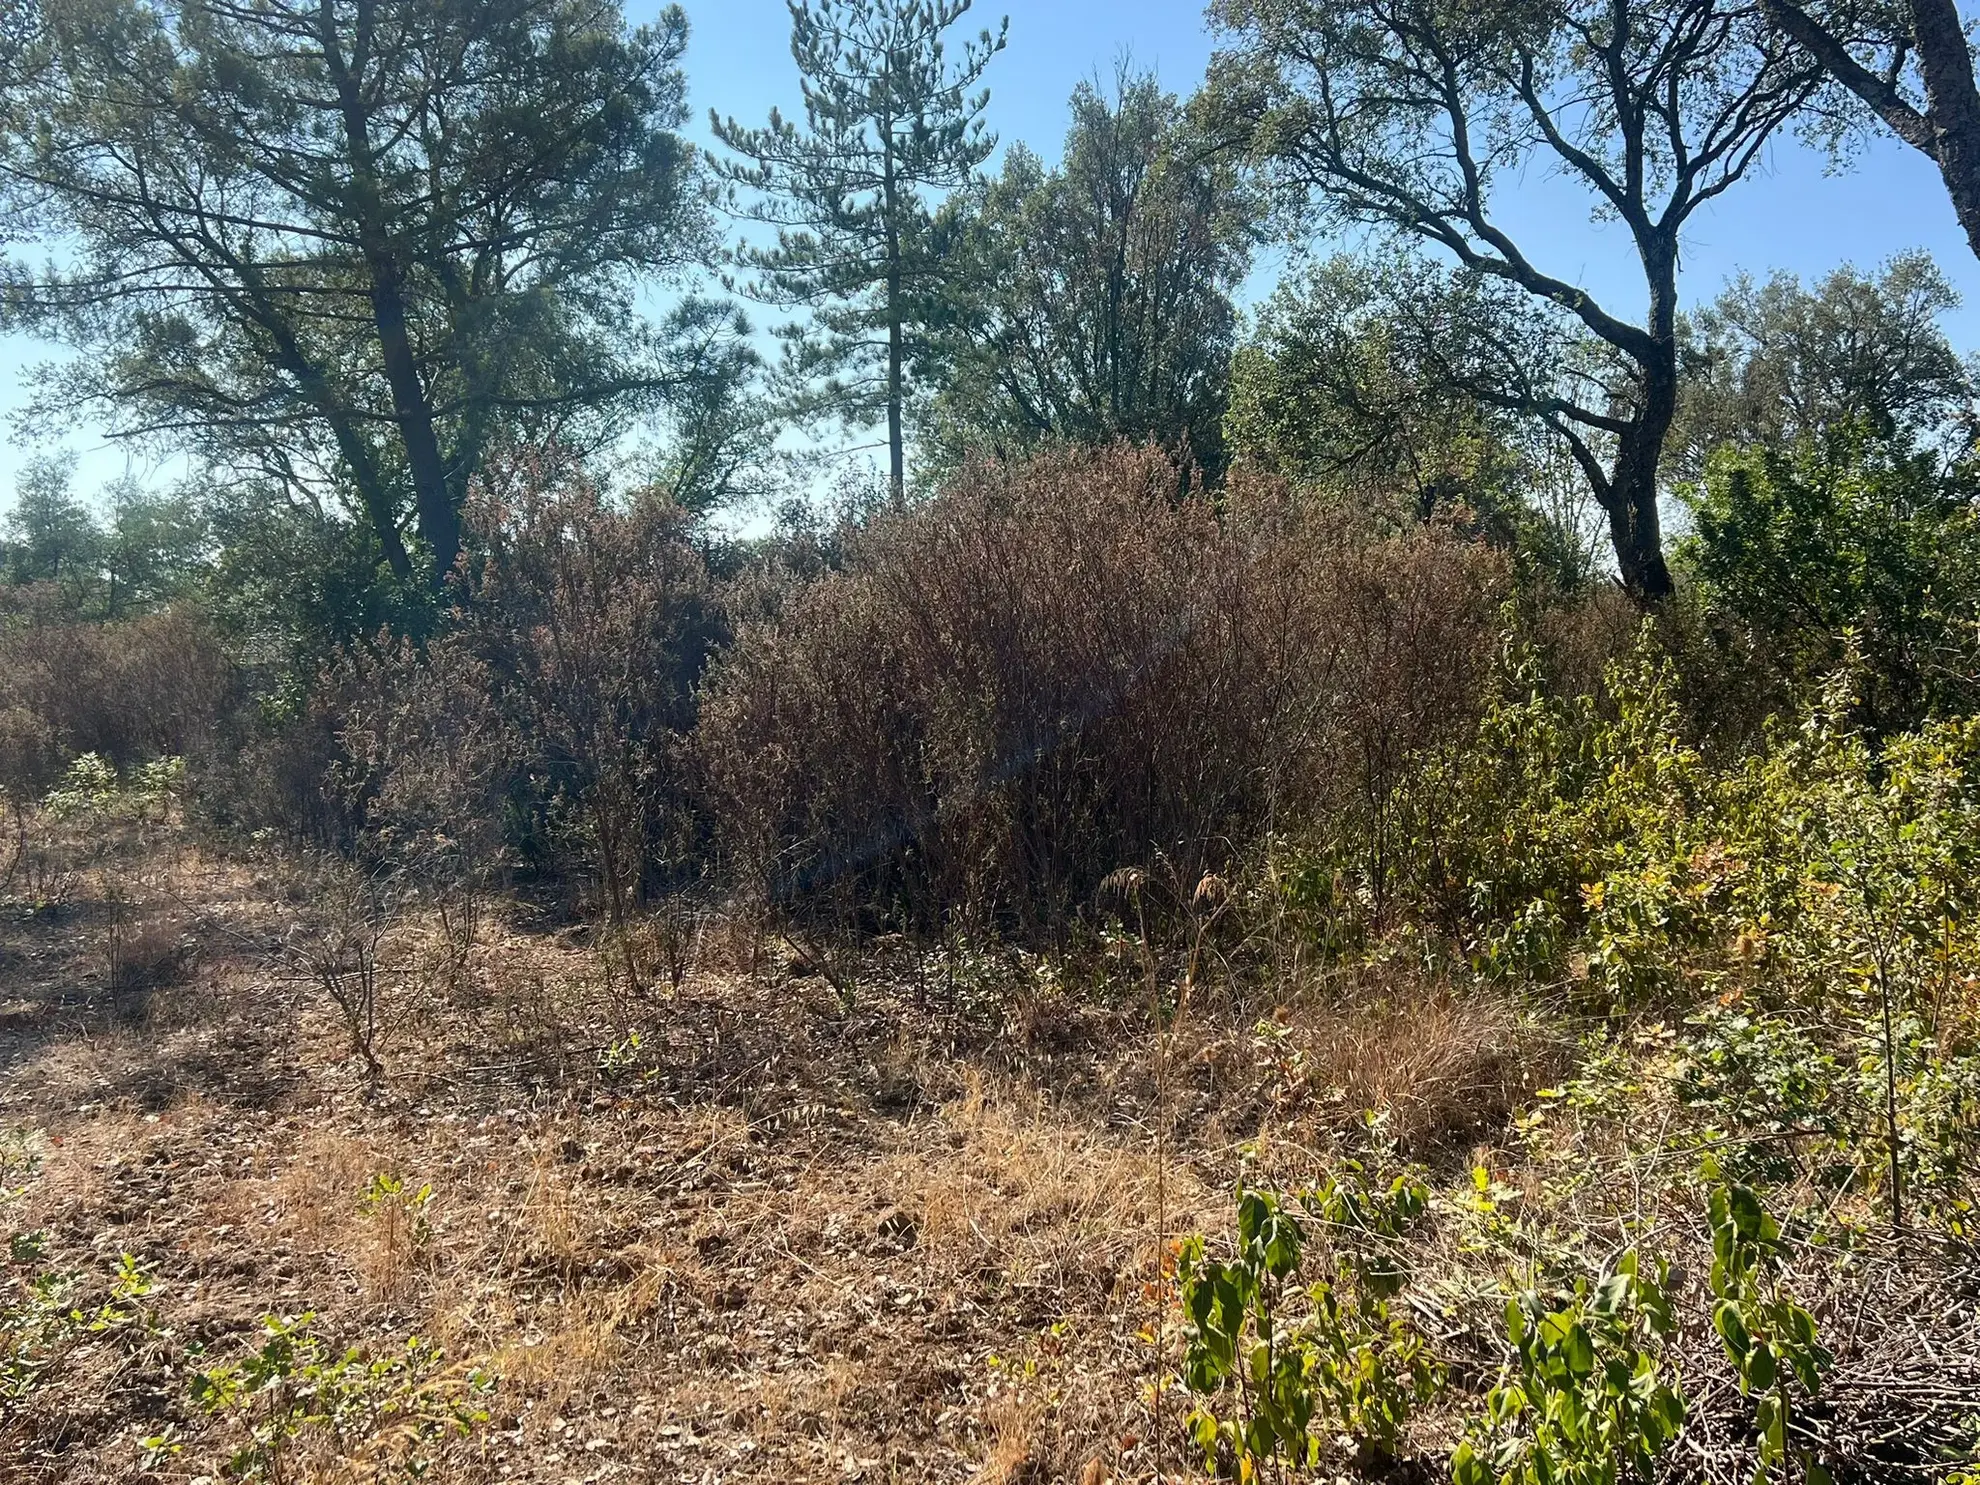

left=713, top=0, right=1006, bottom=503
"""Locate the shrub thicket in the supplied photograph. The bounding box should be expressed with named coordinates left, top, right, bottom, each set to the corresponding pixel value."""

left=1681, top=428, right=1980, bottom=730
left=696, top=446, right=1508, bottom=931
left=0, top=595, right=230, bottom=804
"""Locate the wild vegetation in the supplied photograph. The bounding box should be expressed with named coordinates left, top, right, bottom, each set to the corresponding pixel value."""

left=2, top=0, right=1979, bottom=1482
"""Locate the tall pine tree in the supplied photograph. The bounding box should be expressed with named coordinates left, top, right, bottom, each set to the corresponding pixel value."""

left=713, top=0, right=1005, bottom=503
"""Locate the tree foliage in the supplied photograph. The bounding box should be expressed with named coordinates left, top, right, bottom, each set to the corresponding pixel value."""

left=1683, top=428, right=1980, bottom=726
left=1206, top=0, right=1826, bottom=599
left=1226, top=254, right=1608, bottom=589
left=924, top=69, right=1254, bottom=478
left=1672, top=252, right=1976, bottom=482
left=0, top=0, right=738, bottom=587
left=3, top=454, right=208, bottom=619
left=712, top=0, right=1005, bottom=504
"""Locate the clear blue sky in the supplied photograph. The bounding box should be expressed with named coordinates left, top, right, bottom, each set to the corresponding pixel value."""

left=3, top=0, right=1975, bottom=508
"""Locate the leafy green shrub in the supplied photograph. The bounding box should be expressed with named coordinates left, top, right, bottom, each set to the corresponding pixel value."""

left=1682, top=428, right=1980, bottom=729
left=42, top=752, right=184, bottom=825
left=1283, top=625, right=1715, bottom=1003
left=1272, top=618, right=1980, bottom=1229
left=1677, top=1004, right=1845, bottom=1144
left=1704, top=1173, right=1833, bottom=1484
left=1451, top=1250, right=1685, bottom=1485
left=189, top=1313, right=492, bottom=1481
left=1177, top=1175, right=1442, bottom=1475
left=1, top=1249, right=156, bottom=1403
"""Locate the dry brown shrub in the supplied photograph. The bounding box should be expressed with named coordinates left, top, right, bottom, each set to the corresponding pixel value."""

left=459, top=450, right=721, bottom=912
left=105, top=911, right=195, bottom=996
left=0, top=606, right=229, bottom=794
left=697, top=445, right=1507, bottom=932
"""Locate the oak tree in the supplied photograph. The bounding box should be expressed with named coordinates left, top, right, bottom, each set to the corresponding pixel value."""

left=1762, top=0, right=1980, bottom=262
left=1207, top=0, right=1826, bottom=598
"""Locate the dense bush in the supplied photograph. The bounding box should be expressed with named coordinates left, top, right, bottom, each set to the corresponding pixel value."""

left=696, top=446, right=1507, bottom=931
left=1681, top=428, right=1980, bottom=729
left=268, top=455, right=728, bottom=958
left=0, top=595, right=231, bottom=802
left=1280, top=628, right=1980, bottom=1217
left=455, top=458, right=724, bottom=912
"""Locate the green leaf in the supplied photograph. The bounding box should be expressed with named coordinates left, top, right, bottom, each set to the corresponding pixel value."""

left=1562, top=1322, right=1595, bottom=1378
left=1746, top=1341, right=1777, bottom=1392
left=1593, top=1271, right=1631, bottom=1316
left=1715, top=1301, right=1752, bottom=1359
left=1452, top=1440, right=1491, bottom=1485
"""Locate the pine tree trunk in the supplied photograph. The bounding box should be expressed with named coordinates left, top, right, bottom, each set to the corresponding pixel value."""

left=887, top=291, right=905, bottom=506
left=883, top=146, right=906, bottom=507
left=326, top=0, right=461, bottom=588
left=364, top=259, right=460, bottom=585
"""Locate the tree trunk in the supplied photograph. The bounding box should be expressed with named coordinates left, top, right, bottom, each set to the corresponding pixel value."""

left=887, top=286, right=905, bottom=506
left=883, top=155, right=906, bottom=507
left=1909, top=0, right=1980, bottom=263
left=1604, top=432, right=1676, bottom=602
left=325, top=0, right=461, bottom=588
left=361, top=246, right=461, bottom=584
left=240, top=256, right=416, bottom=580
left=1764, top=0, right=1980, bottom=262
left=1606, top=239, right=1681, bottom=603
left=887, top=211, right=906, bottom=506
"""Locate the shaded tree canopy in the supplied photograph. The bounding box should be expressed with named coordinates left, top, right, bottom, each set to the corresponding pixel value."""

left=923, top=69, right=1255, bottom=479
left=712, top=0, right=1006, bottom=505
left=1206, top=0, right=1826, bottom=599
left=1671, top=251, right=1976, bottom=482
left=1227, top=254, right=1609, bottom=589
left=1683, top=427, right=1980, bottom=726
left=1228, top=256, right=1528, bottom=516
left=0, top=0, right=740, bottom=587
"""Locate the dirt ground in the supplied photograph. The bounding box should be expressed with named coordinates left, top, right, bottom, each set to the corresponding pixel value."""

left=0, top=835, right=1534, bottom=1485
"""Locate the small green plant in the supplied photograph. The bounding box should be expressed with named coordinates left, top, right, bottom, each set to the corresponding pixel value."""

left=1178, top=1179, right=1441, bottom=1479
left=1, top=1249, right=155, bottom=1402
left=0, top=1128, right=44, bottom=1204
left=1452, top=1250, right=1686, bottom=1485
left=360, top=1172, right=434, bottom=1300
left=189, top=1312, right=493, bottom=1482
left=1704, top=1172, right=1833, bottom=1484
left=598, top=1029, right=655, bottom=1086
left=42, top=752, right=122, bottom=821
left=360, top=1172, right=433, bottom=1248
left=131, top=755, right=187, bottom=822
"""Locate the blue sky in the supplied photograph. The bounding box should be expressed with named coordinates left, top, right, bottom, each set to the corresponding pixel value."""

left=3, top=0, right=1975, bottom=509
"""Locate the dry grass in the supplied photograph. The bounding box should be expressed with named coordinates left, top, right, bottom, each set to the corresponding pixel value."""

left=0, top=814, right=1662, bottom=1485
left=1280, top=979, right=1540, bottom=1154
left=7, top=830, right=1964, bottom=1485
left=0, top=839, right=1211, bottom=1479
